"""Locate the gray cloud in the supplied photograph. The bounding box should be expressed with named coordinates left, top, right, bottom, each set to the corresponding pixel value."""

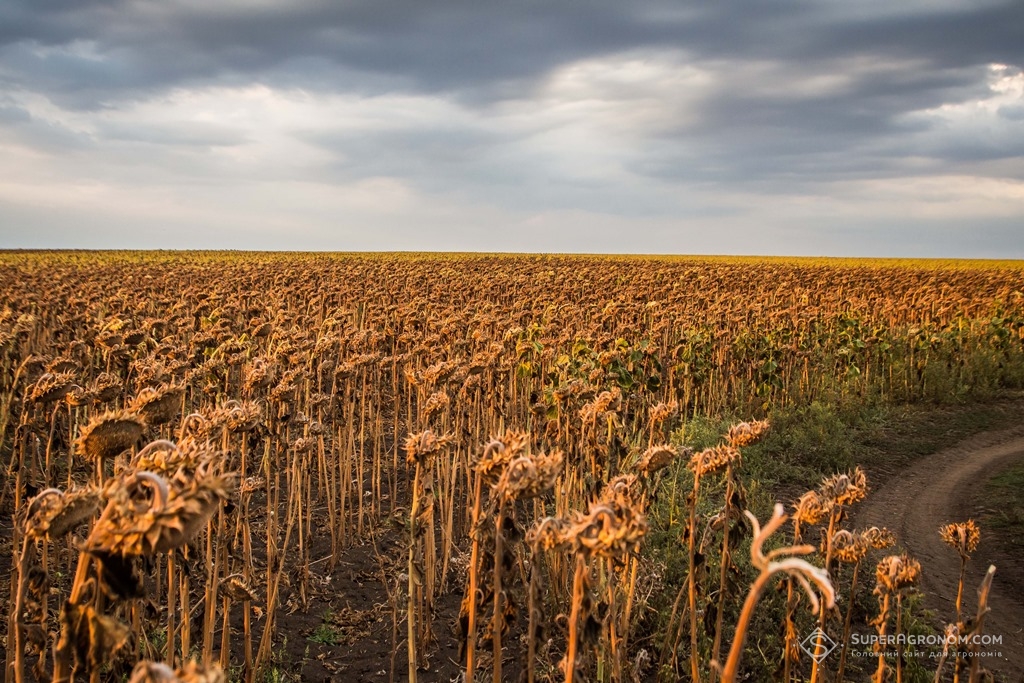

left=0, top=0, right=1022, bottom=254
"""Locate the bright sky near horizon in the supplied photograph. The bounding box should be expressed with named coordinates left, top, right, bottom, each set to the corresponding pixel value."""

left=1, top=1, right=1022, bottom=257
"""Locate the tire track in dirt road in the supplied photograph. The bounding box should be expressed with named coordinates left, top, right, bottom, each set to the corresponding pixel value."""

left=854, top=429, right=1024, bottom=681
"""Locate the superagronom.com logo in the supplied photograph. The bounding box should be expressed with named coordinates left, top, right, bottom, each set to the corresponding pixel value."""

left=800, top=628, right=839, bottom=663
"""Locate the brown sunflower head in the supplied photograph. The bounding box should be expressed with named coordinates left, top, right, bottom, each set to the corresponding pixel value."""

left=91, top=373, right=123, bottom=403
left=218, top=400, right=263, bottom=433
left=178, top=412, right=212, bottom=439
left=874, top=554, right=921, bottom=594
left=648, top=401, right=678, bottom=426
left=23, top=486, right=101, bottom=540
left=221, top=575, right=259, bottom=602
left=567, top=494, right=648, bottom=561
left=726, top=419, right=771, bottom=448
left=85, top=462, right=235, bottom=557
left=404, top=429, right=454, bottom=467
left=75, top=410, right=145, bottom=461
left=473, top=431, right=529, bottom=484
left=578, top=387, right=622, bottom=423
left=939, top=520, right=980, bottom=559
left=493, top=450, right=563, bottom=503
left=860, top=526, right=896, bottom=550
left=29, top=372, right=75, bottom=404
left=831, top=529, right=869, bottom=564
left=689, top=445, right=741, bottom=477
left=131, top=438, right=216, bottom=480
left=422, top=391, right=450, bottom=418
left=636, top=444, right=681, bottom=475
left=130, top=384, right=185, bottom=426
left=792, top=490, right=828, bottom=526
left=819, top=466, right=868, bottom=508
left=527, top=516, right=573, bottom=553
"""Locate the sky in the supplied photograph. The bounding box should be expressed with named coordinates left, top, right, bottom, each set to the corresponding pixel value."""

left=0, top=1, right=1022, bottom=257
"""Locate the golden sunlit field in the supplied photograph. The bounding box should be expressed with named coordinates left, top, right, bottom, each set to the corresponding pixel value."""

left=1, top=252, right=1023, bottom=683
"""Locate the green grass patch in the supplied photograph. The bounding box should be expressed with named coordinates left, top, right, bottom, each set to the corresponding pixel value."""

left=981, top=459, right=1024, bottom=554
left=734, top=394, right=1024, bottom=495
left=307, top=622, right=344, bottom=647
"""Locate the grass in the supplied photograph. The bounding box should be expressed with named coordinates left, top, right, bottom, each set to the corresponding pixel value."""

left=307, top=610, right=344, bottom=646
left=637, top=393, right=1024, bottom=681
left=663, top=393, right=1024, bottom=506
left=307, top=623, right=344, bottom=647
left=647, top=393, right=1024, bottom=579
left=981, top=459, right=1024, bottom=554
left=742, top=394, right=1024, bottom=493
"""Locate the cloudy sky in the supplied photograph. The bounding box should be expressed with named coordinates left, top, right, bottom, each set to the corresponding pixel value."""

left=1, top=1, right=1022, bottom=256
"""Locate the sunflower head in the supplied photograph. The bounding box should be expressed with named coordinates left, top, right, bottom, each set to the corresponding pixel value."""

left=939, top=520, right=980, bottom=559
left=75, top=410, right=145, bottom=461
left=689, top=445, right=741, bottom=477
left=726, top=419, right=770, bottom=448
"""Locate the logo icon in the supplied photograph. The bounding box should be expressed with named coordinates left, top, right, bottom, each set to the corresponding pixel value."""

left=800, top=628, right=838, bottom=663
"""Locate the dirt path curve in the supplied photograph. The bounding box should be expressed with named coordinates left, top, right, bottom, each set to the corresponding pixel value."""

left=854, top=428, right=1024, bottom=680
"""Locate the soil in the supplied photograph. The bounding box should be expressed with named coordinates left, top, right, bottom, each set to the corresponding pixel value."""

left=855, top=427, right=1024, bottom=682
left=267, top=531, right=438, bottom=683
left=230, top=497, right=471, bottom=683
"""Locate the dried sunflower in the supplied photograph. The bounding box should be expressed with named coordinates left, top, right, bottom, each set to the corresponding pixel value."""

left=473, top=432, right=528, bottom=484
left=830, top=529, right=869, bottom=564
left=130, top=384, right=184, bottom=426
left=75, top=410, right=145, bottom=462
left=726, top=419, right=770, bottom=448
left=792, top=490, right=828, bottom=526
left=493, top=450, right=563, bottom=503
left=689, top=445, right=741, bottom=477
left=220, top=575, right=259, bottom=602
left=874, top=554, right=921, bottom=594
left=30, top=372, right=75, bottom=404
left=23, top=487, right=101, bottom=540
left=635, top=444, right=680, bottom=474
left=861, top=526, right=896, bottom=550
left=404, top=429, right=454, bottom=466
left=819, top=467, right=868, bottom=508
left=85, top=468, right=235, bottom=557
left=939, top=519, right=980, bottom=559
left=218, top=400, right=262, bottom=433
left=648, top=401, right=678, bottom=425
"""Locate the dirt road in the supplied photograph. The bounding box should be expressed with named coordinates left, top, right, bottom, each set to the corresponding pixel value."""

left=855, top=428, right=1024, bottom=680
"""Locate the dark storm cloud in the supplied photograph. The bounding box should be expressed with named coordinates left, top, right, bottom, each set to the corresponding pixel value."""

left=2, top=1, right=1017, bottom=176
left=2, top=1, right=1021, bottom=103
left=0, top=0, right=1022, bottom=254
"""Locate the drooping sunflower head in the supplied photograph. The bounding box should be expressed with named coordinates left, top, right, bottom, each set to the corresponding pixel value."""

left=689, top=445, right=741, bottom=477
left=129, top=384, right=185, bottom=427
left=75, top=410, right=145, bottom=462
left=404, top=429, right=454, bottom=467
left=874, top=554, right=921, bottom=594
left=792, top=490, right=829, bottom=526
left=726, top=419, right=770, bottom=448
left=636, top=444, right=681, bottom=475
left=820, top=466, right=868, bottom=508
left=939, top=520, right=980, bottom=559
left=494, top=450, right=563, bottom=503
left=860, top=526, right=896, bottom=550
left=831, top=529, right=869, bottom=564
left=23, top=486, right=101, bottom=540
left=473, top=431, right=528, bottom=483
